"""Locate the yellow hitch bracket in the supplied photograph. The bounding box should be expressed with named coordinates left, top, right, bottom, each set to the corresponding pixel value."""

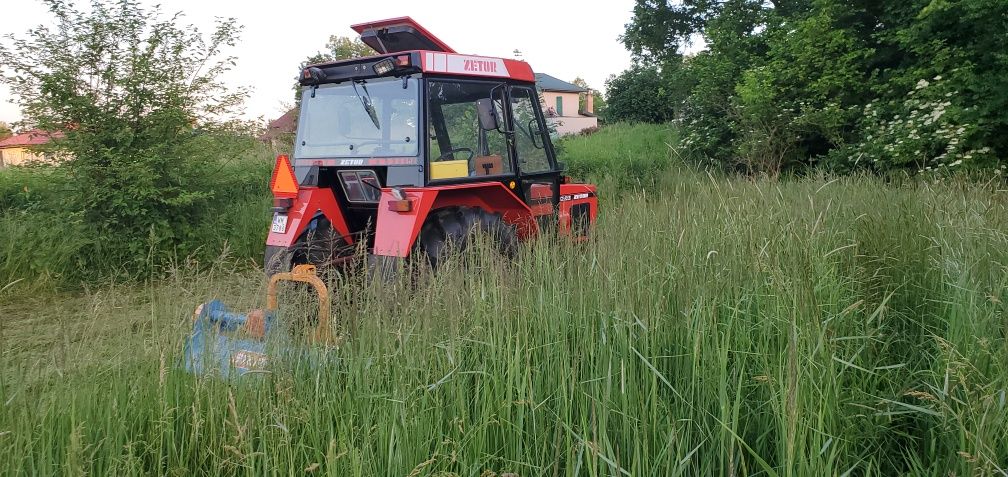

left=266, top=264, right=333, bottom=344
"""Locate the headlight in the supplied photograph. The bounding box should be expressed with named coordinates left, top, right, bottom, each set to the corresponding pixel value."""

left=372, top=58, right=396, bottom=76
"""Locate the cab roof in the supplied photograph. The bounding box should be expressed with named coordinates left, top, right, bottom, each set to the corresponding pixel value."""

left=306, top=17, right=536, bottom=84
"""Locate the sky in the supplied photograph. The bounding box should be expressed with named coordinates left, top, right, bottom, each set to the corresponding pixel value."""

left=0, top=0, right=636, bottom=126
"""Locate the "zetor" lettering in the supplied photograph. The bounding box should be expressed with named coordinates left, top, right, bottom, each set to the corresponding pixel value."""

left=463, top=59, right=497, bottom=73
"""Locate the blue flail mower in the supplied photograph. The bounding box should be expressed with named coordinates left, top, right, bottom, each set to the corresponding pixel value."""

left=182, top=265, right=334, bottom=378
left=184, top=299, right=274, bottom=377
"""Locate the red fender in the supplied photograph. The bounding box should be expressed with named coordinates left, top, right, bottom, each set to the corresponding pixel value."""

left=557, top=183, right=599, bottom=237
left=373, top=182, right=538, bottom=257
left=266, top=187, right=353, bottom=247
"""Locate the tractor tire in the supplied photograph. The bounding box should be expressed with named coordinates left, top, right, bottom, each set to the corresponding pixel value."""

left=264, top=217, right=347, bottom=278
left=263, top=244, right=292, bottom=278
left=365, top=253, right=405, bottom=283
left=416, top=206, right=518, bottom=270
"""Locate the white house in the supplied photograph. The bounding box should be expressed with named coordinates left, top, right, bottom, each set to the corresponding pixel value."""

left=535, top=73, right=598, bottom=136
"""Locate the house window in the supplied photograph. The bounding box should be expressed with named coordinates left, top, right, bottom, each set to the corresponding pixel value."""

left=555, top=96, right=563, bottom=116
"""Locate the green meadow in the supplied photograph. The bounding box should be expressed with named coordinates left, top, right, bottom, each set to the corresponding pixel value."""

left=1, top=124, right=1005, bottom=475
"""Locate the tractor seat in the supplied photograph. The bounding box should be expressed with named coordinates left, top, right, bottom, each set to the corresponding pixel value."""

left=472, top=155, right=502, bottom=176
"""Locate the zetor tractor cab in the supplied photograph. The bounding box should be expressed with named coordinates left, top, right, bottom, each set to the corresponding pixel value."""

left=264, top=17, right=598, bottom=275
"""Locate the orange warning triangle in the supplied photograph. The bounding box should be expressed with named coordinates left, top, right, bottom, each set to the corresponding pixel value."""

left=270, top=155, right=299, bottom=197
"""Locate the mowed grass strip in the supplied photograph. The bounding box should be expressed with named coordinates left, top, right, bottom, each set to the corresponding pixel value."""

left=0, top=125, right=1006, bottom=475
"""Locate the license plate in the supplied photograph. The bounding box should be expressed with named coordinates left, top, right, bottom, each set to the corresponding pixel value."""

left=271, top=214, right=288, bottom=234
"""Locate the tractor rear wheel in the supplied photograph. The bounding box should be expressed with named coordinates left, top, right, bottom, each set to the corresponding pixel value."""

left=416, top=206, right=518, bottom=270
left=264, top=218, right=348, bottom=278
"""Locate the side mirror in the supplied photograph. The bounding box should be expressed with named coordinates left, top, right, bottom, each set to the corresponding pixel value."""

left=476, top=98, right=498, bottom=131
left=557, top=160, right=567, bottom=172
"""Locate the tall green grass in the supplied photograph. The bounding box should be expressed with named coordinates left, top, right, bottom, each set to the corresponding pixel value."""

left=558, top=123, right=679, bottom=188
left=1, top=124, right=1005, bottom=475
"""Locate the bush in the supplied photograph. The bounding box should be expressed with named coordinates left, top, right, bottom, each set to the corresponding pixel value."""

left=831, top=75, right=999, bottom=172
left=618, top=0, right=1008, bottom=176
left=0, top=0, right=250, bottom=278
left=604, top=66, right=675, bottom=124
left=0, top=141, right=272, bottom=289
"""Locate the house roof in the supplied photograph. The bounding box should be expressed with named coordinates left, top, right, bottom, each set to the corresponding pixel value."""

left=260, top=109, right=298, bottom=141
left=535, top=73, right=587, bottom=93
left=0, top=129, right=63, bottom=148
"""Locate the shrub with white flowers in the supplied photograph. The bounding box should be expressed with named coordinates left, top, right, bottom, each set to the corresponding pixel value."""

left=835, top=74, right=997, bottom=173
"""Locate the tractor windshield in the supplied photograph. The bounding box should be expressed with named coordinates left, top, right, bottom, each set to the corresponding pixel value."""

left=296, top=77, right=419, bottom=158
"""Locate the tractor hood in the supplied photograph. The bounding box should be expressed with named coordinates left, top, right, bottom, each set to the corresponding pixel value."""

left=351, top=17, right=456, bottom=54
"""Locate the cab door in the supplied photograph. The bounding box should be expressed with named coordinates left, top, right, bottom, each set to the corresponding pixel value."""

left=507, top=85, right=561, bottom=226
left=426, top=79, right=516, bottom=185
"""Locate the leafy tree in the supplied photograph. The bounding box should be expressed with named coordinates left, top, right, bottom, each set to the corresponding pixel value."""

left=0, top=121, right=11, bottom=140
left=293, top=36, right=374, bottom=103
left=572, top=77, right=607, bottom=119
left=604, top=65, right=674, bottom=123
left=326, top=36, right=373, bottom=60
left=0, top=0, right=245, bottom=276
left=726, top=5, right=871, bottom=175
left=619, top=0, right=1008, bottom=175
left=621, top=0, right=793, bottom=65
left=572, top=77, right=589, bottom=92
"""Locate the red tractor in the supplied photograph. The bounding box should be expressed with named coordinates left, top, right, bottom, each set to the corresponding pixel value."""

left=264, top=17, right=598, bottom=275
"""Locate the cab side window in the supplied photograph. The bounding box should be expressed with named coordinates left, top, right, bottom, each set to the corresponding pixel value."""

left=427, top=81, right=512, bottom=179
left=510, top=87, right=552, bottom=173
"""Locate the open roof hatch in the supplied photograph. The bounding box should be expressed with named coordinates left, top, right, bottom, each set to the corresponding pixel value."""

left=351, top=17, right=456, bottom=54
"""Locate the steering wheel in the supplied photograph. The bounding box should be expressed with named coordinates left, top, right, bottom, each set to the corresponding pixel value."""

left=437, top=148, right=474, bottom=161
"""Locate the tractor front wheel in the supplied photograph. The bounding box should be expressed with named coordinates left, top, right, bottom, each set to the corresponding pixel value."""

left=416, top=206, right=518, bottom=270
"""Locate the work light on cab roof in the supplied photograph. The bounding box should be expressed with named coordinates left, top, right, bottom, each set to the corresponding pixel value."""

left=185, top=16, right=599, bottom=377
